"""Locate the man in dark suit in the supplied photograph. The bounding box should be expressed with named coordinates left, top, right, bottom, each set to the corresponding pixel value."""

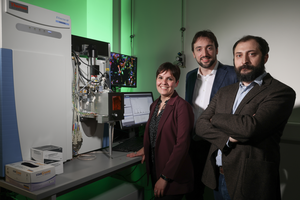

left=196, top=35, right=296, bottom=200
left=185, top=30, right=238, bottom=200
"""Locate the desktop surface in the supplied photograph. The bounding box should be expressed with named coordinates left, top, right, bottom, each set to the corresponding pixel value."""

left=0, top=151, right=141, bottom=200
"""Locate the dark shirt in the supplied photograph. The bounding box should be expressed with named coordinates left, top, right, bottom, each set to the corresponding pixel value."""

left=149, top=99, right=169, bottom=163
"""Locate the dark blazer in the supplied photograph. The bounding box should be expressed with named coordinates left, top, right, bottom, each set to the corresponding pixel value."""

left=144, top=90, right=194, bottom=195
left=196, top=73, right=296, bottom=200
left=185, top=62, right=238, bottom=105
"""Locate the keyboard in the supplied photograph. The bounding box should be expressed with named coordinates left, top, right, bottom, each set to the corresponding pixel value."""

left=112, top=136, right=144, bottom=152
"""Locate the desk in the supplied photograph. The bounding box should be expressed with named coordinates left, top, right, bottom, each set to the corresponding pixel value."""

left=0, top=151, right=141, bottom=200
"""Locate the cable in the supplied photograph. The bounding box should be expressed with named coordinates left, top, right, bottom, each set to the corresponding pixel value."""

left=76, top=153, right=97, bottom=161
left=72, top=50, right=107, bottom=95
left=125, top=164, right=138, bottom=176
left=72, top=50, right=104, bottom=77
left=114, top=171, right=147, bottom=184
left=130, top=0, right=135, bottom=56
left=180, top=0, right=185, bottom=54
left=72, top=51, right=90, bottom=83
left=74, top=52, right=110, bottom=90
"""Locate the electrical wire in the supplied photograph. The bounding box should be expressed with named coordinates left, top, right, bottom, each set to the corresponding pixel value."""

left=125, top=164, right=138, bottom=176
left=181, top=0, right=185, bottom=54
left=72, top=51, right=102, bottom=94
left=76, top=153, right=97, bottom=161
left=114, top=171, right=146, bottom=184
left=72, top=50, right=104, bottom=77
left=71, top=47, right=113, bottom=157
left=71, top=52, right=98, bottom=117
left=73, top=50, right=111, bottom=90
left=72, top=51, right=99, bottom=82
left=131, top=0, right=135, bottom=56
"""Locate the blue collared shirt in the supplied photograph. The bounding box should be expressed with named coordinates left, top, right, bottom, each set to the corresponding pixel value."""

left=216, top=72, right=267, bottom=166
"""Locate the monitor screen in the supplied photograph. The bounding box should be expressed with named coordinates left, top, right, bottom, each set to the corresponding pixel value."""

left=109, top=52, right=137, bottom=88
left=120, top=92, right=154, bottom=129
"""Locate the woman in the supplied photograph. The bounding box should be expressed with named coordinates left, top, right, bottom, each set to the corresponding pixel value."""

left=127, top=62, right=194, bottom=199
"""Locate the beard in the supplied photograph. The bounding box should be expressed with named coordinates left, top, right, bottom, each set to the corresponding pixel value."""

left=235, top=58, right=265, bottom=82
left=197, top=56, right=216, bottom=69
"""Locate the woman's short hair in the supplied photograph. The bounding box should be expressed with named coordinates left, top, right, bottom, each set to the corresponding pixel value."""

left=156, top=62, right=181, bottom=82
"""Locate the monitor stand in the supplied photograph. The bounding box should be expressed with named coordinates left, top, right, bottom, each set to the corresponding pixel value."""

left=103, top=121, right=115, bottom=159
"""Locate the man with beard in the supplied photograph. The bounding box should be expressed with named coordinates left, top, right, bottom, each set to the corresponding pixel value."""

left=185, top=30, right=238, bottom=200
left=196, top=35, right=296, bottom=200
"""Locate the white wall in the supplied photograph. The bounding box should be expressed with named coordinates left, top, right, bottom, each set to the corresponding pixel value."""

left=181, top=0, right=300, bottom=122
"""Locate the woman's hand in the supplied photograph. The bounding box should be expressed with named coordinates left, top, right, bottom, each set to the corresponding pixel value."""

left=126, top=147, right=145, bottom=164
left=154, top=177, right=168, bottom=198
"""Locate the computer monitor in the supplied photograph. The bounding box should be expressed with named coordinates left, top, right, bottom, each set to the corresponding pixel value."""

left=120, top=92, right=154, bottom=130
left=109, top=52, right=137, bottom=88
left=71, top=35, right=110, bottom=58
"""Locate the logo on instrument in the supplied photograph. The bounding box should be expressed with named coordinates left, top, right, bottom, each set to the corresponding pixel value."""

left=9, top=1, right=28, bottom=13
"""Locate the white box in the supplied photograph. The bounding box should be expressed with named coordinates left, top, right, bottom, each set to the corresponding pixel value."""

left=5, top=160, right=56, bottom=191
left=31, top=145, right=63, bottom=174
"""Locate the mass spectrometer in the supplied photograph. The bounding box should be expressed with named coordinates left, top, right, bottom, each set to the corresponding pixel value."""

left=0, top=0, right=72, bottom=176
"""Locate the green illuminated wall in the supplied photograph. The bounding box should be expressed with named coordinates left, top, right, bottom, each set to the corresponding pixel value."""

left=19, top=0, right=112, bottom=43
left=120, top=0, right=132, bottom=56
left=86, top=0, right=113, bottom=44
